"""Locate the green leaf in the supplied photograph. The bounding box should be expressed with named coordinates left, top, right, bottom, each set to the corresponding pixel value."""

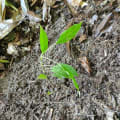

left=47, top=91, right=52, bottom=95
left=51, top=63, right=78, bottom=79
left=56, top=22, right=82, bottom=44
left=51, top=63, right=79, bottom=90
left=40, top=25, right=48, bottom=54
left=71, top=77, right=79, bottom=91
left=0, top=59, right=9, bottom=63
left=37, top=74, right=47, bottom=80
left=5, top=0, right=18, bottom=11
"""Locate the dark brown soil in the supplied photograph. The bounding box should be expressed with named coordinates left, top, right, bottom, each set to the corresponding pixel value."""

left=0, top=0, right=120, bottom=120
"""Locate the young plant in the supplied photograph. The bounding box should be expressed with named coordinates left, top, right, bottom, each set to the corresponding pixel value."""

left=39, top=22, right=82, bottom=91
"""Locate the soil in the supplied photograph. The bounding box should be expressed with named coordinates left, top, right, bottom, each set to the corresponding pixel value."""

left=0, top=0, right=120, bottom=120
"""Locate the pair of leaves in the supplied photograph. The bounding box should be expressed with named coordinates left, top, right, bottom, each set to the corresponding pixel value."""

left=39, top=22, right=82, bottom=54
left=51, top=63, right=79, bottom=91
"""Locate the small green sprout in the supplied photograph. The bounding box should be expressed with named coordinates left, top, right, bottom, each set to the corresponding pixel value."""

left=47, top=91, right=52, bottom=95
left=37, top=74, right=47, bottom=80
left=38, top=22, right=82, bottom=91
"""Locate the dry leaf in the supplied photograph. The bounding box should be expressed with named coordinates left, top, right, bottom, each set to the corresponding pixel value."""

left=0, top=71, right=6, bottom=79
left=42, top=0, right=56, bottom=21
left=27, top=10, right=41, bottom=22
left=64, top=20, right=73, bottom=55
left=95, top=13, right=112, bottom=37
left=66, top=0, right=82, bottom=7
left=79, top=56, right=91, bottom=74
left=30, top=0, right=37, bottom=6
left=0, top=18, right=23, bottom=40
left=7, top=43, right=18, bottom=55
left=79, top=34, right=87, bottom=42
left=65, top=41, right=71, bottom=55
left=0, top=0, right=6, bottom=21
left=20, top=0, right=29, bottom=15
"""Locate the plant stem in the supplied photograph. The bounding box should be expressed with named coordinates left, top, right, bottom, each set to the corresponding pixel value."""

left=41, top=56, right=58, bottom=64
left=40, top=55, right=45, bottom=73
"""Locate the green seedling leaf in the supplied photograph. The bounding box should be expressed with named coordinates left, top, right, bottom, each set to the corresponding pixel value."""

left=40, top=25, right=48, bottom=54
left=71, top=77, right=79, bottom=91
left=0, top=59, right=9, bottom=63
left=37, top=74, right=47, bottom=80
left=5, top=0, right=18, bottom=11
left=47, top=91, right=52, bottom=95
left=56, top=22, right=82, bottom=44
left=51, top=63, right=78, bottom=78
left=51, top=63, right=79, bottom=90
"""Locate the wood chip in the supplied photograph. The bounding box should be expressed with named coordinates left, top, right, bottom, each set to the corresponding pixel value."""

left=79, top=56, right=91, bottom=74
left=79, top=34, right=87, bottom=42
left=95, top=13, right=112, bottom=37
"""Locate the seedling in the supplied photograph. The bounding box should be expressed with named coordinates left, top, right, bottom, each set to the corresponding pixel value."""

left=38, top=22, right=82, bottom=91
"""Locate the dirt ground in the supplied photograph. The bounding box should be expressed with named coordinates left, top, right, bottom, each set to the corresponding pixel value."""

left=0, top=0, right=120, bottom=120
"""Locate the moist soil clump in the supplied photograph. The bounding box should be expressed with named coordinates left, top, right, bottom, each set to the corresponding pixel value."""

left=0, top=1, right=120, bottom=120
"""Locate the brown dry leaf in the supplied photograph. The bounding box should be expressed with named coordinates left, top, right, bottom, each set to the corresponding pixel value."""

left=0, top=16, right=23, bottom=40
left=0, top=19, right=19, bottom=40
left=64, top=20, right=74, bottom=55
left=79, top=56, right=91, bottom=74
left=20, top=0, right=29, bottom=15
left=65, top=0, right=87, bottom=15
left=65, top=41, right=71, bottom=55
left=66, top=0, right=83, bottom=7
left=30, top=0, right=37, bottom=6
left=0, top=71, right=6, bottom=79
left=27, top=10, right=41, bottom=22
left=79, top=34, right=87, bottom=42
left=42, top=0, right=56, bottom=21
left=45, top=0, right=56, bottom=6
left=95, top=13, right=112, bottom=37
